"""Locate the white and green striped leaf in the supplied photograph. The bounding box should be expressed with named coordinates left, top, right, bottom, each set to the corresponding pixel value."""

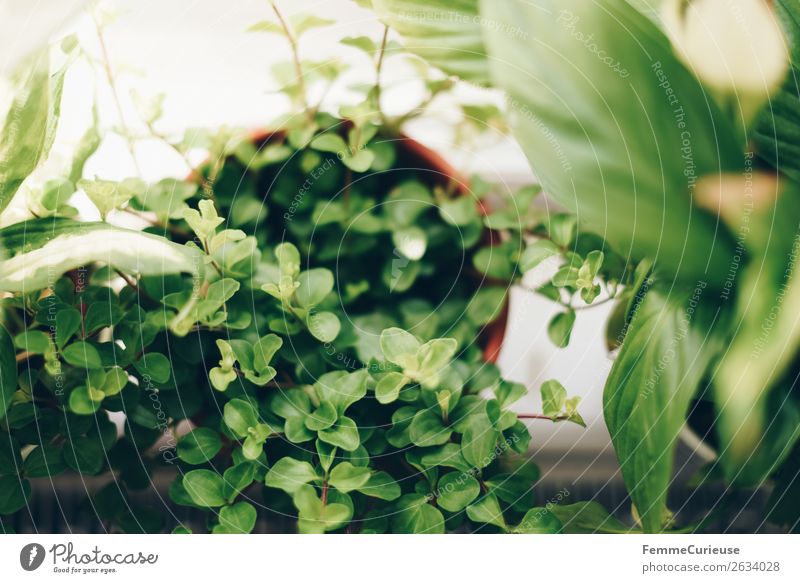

left=0, top=218, right=202, bottom=293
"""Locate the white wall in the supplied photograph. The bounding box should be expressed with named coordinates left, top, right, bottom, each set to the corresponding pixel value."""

left=1, top=0, right=615, bottom=457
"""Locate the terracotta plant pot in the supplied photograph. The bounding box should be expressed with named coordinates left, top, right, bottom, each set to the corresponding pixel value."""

left=205, top=126, right=509, bottom=364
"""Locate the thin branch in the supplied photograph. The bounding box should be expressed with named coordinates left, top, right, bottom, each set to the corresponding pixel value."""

left=571, top=295, right=619, bottom=311
left=92, top=11, right=142, bottom=177
left=517, top=413, right=567, bottom=421
left=114, top=269, right=155, bottom=304
left=270, top=0, right=311, bottom=121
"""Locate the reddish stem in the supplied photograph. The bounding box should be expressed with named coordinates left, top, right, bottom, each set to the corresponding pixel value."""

left=517, top=413, right=567, bottom=421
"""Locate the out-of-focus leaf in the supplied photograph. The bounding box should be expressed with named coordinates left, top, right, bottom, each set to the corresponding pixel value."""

left=0, top=52, right=68, bottom=213
left=713, top=183, right=800, bottom=483
left=480, top=0, right=741, bottom=284
left=372, top=0, right=489, bottom=84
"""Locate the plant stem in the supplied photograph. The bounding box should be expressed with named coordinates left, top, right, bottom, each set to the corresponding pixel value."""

left=270, top=0, right=312, bottom=121
left=517, top=413, right=566, bottom=421
left=92, top=11, right=142, bottom=177
left=342, top=168, right=353, bottom=211
left=114, top=269, right=155, bottom=304
left=374, top=25, right=389, bottom=124
left=571, top=295, right=618, bottom=311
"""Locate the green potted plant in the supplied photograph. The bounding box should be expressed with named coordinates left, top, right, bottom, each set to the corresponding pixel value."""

left=0, top=3, right=606, bottom=534
left=370, top=0, right=800, bottom=532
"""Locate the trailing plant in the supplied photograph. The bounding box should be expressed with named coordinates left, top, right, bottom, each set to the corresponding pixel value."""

left=0, top=3, right=608, bottom=534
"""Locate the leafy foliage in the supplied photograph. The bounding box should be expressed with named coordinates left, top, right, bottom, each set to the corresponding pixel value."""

left=0, top=19, right=595, bottom=533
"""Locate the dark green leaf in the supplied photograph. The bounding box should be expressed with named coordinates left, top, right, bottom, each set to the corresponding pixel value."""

left=357, top=471, right=402, bottom=501
left=549, top=501, right=631, bottom=533
left=0, top=476, right=31, bottom=514
left=264, top=457, right=320, bottom=494
left=63, top=436, right=104, bottom=475
left=62, top=342, right=102, bottom=369
left=547, top=310, right=575, bottom=348
left=409, top=409, right=452, bottom=446
left=134, top=352, right=171, bottom=384
left=0, top=326, right=17, bottom=420
left=23, top=444, right=66, bottom=478
left=177, top=428, right=222, bottom=465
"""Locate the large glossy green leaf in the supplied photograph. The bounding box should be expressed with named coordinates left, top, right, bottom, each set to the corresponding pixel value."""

left=0, top=218, right=202, bottom=293
left=604, top=283, right=723, bottom=532
left=712, top=183, right=800, bottom=483
left=372, top=0, right=489, bottom=84
left=0, top=325, right=17, bottom=421
left=755, top=0, right=800, bottom=181
left=0, top=52, right=67, bottom=214
left=480, top=0, right=741, bottom=284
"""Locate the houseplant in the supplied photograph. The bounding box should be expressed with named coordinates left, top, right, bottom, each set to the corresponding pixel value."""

left=0, top=3, right=605, bottom=534
left=370, top=0, right=800, bottom=532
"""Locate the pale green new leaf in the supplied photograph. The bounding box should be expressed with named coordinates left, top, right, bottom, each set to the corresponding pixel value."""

left=712, top=184, right=800, bottom=484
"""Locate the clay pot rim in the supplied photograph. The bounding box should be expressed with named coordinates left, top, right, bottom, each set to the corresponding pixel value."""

left=237, top=125, right=509, bottom=363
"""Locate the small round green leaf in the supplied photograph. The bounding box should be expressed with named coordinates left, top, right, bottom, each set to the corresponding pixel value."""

left=62, top=342, right=102, bottom=369
left=548, top=310, right=576, bottom=348
left=264, top=457, right=320, bottom=494
left=307, top=311, right=341, bottom=342
left=217, top=501, right=258, bottom=533
left=177, top=428, right=222, bottom=465
left=133, top=352, right=171, bottom=383
left=183, top=469, right=227, bottom=507
left=437, top=472, right=480, bottom=512
left=305, top=401, right=337, bottom=431
left=328, top=461, right=371, bottom=493
left=224, top=399, right=258, bottom=438
left=296, top=268, right=334, bottom=308
left=68, top=386, right=101, bottom=415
